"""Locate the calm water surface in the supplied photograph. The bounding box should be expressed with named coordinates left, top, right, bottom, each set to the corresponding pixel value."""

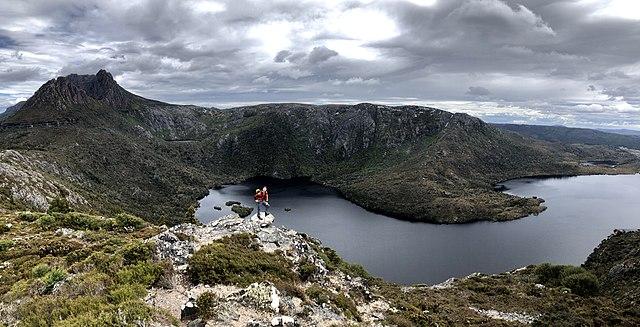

left=196, top=175, right=640, bottom=285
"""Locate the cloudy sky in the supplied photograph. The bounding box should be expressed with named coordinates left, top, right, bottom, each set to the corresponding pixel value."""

left=1, top=0, right=640, bottom=129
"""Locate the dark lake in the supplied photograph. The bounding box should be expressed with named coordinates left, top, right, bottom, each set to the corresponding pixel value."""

left=196, top=175, right=640, bottom=285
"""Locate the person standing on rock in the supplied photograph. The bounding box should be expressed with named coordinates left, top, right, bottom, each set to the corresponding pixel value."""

left=261, top=186, right=270, bottom=217
left=254, top=189, right=263, bottom=218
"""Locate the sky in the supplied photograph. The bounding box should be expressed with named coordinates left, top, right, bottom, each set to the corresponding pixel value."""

left=1, top=0, right=640, bottom=129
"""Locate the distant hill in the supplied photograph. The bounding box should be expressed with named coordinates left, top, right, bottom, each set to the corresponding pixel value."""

left=597, top=128, right=640, bottom=136
left=1, top=71, right=638, bottom=225
left=0, top=101, right=25, bottom=120
left=495, top=123, right=640, bottom=150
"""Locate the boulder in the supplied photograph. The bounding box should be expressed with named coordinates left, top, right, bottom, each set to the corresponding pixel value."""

left=214, top=206, right=222, bottom=210
left=232, top=205, right=253, bottom=218
left=180, top=296, right=198, bottom=321
left=237, top=282, right=280, bottom=313
left=150, top=231, right=194, bottom=266
left=250, top=213, right=274, bottom=227
left=271, top=316, right=296, bottom=326
left=225, top=200, right=241, bottom=206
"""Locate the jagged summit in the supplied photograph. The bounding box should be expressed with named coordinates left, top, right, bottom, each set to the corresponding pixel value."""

left=30, top=69, right=136, bottom=108
left=64, top=69, right=134, bottom=106
left=1, top=70, right=156, bottom=125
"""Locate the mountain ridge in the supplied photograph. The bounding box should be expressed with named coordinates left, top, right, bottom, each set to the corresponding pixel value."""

left=1, top=70, right=639, bottom=225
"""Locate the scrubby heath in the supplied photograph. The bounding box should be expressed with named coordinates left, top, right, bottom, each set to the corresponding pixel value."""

left=1, top=206, right=639, bottom=326
left=2, top=71, right=640, bottom=225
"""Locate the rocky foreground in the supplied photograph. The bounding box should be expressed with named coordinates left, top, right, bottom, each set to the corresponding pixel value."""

left=146, top=213, right=391, bottom=326
left=1, top=209, right=639, bottom=326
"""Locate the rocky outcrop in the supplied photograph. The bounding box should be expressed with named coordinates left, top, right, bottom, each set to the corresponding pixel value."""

left=584, top=229, right=640, bottom=309
left=0, top=150, right=86, bottom=210
left=146, top=214, right=390, bottom=326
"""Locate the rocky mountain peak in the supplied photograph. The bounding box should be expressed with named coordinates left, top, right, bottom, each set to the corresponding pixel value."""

left=1, top=70, right=140, bottom=125
left=24, top=75, right=94, bottom=111
left=64, top=69, right=134, bottom=107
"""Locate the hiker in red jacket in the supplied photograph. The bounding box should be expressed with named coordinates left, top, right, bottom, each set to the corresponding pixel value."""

left=261, top=186, right=270, bottom=216
left=254, top=188, right=263, bottom=217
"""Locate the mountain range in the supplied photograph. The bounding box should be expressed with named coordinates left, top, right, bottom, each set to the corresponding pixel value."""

left=1, top=70, right=639, bottom=225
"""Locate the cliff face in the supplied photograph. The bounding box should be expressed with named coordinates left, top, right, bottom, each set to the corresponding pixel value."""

left=1, top=71, right=638, bottom=224
left=584, top=229, right=640, bottom=311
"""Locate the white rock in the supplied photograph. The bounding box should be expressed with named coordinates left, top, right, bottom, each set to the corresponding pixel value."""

left=270, top=286, right=280, bottom=312
left=271, top=316, right=295, bottom=326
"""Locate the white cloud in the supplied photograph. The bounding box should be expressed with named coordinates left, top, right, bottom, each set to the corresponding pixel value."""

left=0, top=0, right=639, bottom=129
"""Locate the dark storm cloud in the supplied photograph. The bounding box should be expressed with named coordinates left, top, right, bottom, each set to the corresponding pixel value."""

left=0, top=34, right=17, bottom=48
left=0, top=0, right=639, bottom=129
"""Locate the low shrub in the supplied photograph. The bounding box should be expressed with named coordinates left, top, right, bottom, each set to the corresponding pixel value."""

left=108, top=284, right=147, bottom=304
left=18, top=211, right=41, bottom=222
left=0, top=239, right=14, bottom=252
left=115, top=213, right=146, bottom=230
left=73, top=251, right=123, bottom=275
left=305, top=285, right=331, bottom=304
left=61, top=213, right=114, bottom=230
left=42, top=268, right=67, bottom=293
left=37, top=214, right=57, bottom=230
left=196, top=292, right=220, bottom=320
left=561, top=272, right=599, bottom=296
left=187, top=233, right=296, bottom=286
left=120, top=241, right=155, bottom=265
left=17, top=296, right=154, bottom=327
left=32, top=263, right=51, bottom=278
left=116, top=262, right=164, bottom=287
left=534, top=263, right=599, bottom=296
left=316, top=246, right=371, bottom=279
left=305, top=285, right=360, bottom=320
left=298, top=259, right=318, bottom=281
left=48, top=197, right=71, bottom=214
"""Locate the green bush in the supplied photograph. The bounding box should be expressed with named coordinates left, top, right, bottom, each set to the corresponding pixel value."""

left=533, top=263, right=599, bottom=296
left=37, top=214, right=58, bottom=230
left=196, top=292, right=220, bottom=320
left=298, top=260, right=318, bottom=281
left=74, top=251, right=123, bottom=275
left=61, top=213, right=114, bottom=230
left=108, top=284, right=147, bottom=304
left=115, top=213, right=146, bottom=230
left=187, top=233, right=296, bottom=286
left=32, top=263, right=51, bottom=278
left=48, top=197, right=71, bottom=214
left=305, top=285, right=360, bottom=320
left=315, top=246, right=371, bottom=279
left=65, top=248, right=93, bottom=265
left=333, top=293, right=361, bottom=320
left=0, top=239, right=13, bottom=252
left=561, top=272, right=599, bottom=296
left=17, top=296, right=154, bottom=327
left=305, top=285, right=331, bottom=304
left=116, top=262, right=163, bottom=287
left=120, top=241, right=155, bottom=265
left=18, top=211, right=41, bottom=222
left=42, top=268, right=67, bottom=293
